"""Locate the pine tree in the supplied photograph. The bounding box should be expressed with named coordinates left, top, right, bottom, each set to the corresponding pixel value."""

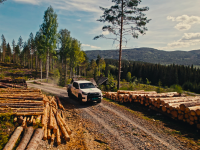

left=6, top=43, right=11, bottom=62
left=1, top=34, right=6, bottom=62
left=12, top=39, right=15, bottom=63
left=18, top=36, right=23, bottom=65
left=28, top=32, right=35, bottom=70
left=94, top=0, right=150, bottom=89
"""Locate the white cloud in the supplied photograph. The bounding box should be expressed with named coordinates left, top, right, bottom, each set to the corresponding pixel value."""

left=102, top=30, right=109, bottom=35
left=174, top=23, right=191, bottom=31
left=14, top=0, right=112, bottom=13
left=158, top=33, right=200, bottom=50
left=14, top=0, right=40, bottom=5
left=167, top=15, right=200, bottom=31
left=167, top=16, right=175, bottom=21
left=77, top=19, right=81, bottom=22
left=82, top=44, right=101, bottom=49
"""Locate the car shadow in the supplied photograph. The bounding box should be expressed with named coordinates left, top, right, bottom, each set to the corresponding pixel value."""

left=58, top=95, right=100, bottom=110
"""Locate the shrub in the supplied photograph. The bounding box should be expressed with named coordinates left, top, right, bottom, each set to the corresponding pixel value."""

left=170, top=84, right=183, bottom=93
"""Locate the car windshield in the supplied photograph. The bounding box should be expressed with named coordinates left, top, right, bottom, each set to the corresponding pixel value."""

left=80, top=83, right=95, bottom=89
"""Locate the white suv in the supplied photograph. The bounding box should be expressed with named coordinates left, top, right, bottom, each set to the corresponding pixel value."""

left=67, top=80, right=103, bottom=103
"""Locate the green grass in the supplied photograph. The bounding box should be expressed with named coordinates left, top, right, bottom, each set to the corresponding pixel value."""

left=0, top=113, right=15, bottom=150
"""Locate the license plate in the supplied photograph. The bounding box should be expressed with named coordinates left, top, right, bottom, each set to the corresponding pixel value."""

left=92, top=98, right=98, bottom=100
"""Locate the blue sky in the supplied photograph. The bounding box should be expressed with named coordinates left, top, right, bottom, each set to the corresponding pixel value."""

left=0, top=0, right=200, bottom=51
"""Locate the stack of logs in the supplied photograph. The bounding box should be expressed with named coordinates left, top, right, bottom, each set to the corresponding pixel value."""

left=104, top=90, right=200, bottom=129
left=0, top=78, right=27, bottom=88
left=1, top=88, right=71, bottom=150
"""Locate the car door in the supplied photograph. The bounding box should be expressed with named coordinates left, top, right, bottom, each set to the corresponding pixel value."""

left=74, top=82, right=79, bottom=97
left=72, top=82, right=77, bottom=96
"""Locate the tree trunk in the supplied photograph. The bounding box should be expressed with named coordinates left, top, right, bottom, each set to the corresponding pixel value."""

left=31, top=53, right=32, bottom=71
left=46, top=48, right=49, bottom=83
left=3, top=126, right=23, bottom=150
left=16, top=127, right=34, bottom=150
left=41, top=60, right=42, bottom=82
left=36, top=54, right=38, bottom=73
left=65, top=60, right=67, bottom=86
left=26, top=128, right=44, bottom=150
left=117, top=0, right=124, bottom=90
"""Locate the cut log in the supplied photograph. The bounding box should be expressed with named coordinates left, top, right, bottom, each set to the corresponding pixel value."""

left=54, top=111, right=70, bottom=141
left=180, top=101, right=200, bottom=111
left=49, top=106, right=54, bottom=129
left=43, top=125, right=47, bottom=141
left=16, top=127, right=34, bottom=150
left=51, top=133, right=55, bottom=143
left=3, top=126, right=23, bottom=150
left=29, top=116, right=34, bottom=124
left=47, top=129, right=51, bottom=139
left=32, top=118, right=36, bottom=126
left=56, top=96, right=65, bottom=110
left=22, top=117, right=27, bottom=128
left=12, top=112, right=44, bottom=116
left=53, top=108, right=71, bottom=135
left=14, top=117, right=17, bottom=122
left=52, top=112, right=57, bottom=133
left=26, top=128, right=44, bottom=150
left=185, top=106, right=200, bottom=114
left=56, top=127, right=61, bottom=145
left=18, top=116, right=23, bottom=124
left=160, top=97, right=198, bottom=105
left=171, top=110, right=178, bottom=118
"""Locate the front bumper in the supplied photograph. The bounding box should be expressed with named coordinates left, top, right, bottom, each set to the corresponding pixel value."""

left=82, top=93, right=103, bottom=102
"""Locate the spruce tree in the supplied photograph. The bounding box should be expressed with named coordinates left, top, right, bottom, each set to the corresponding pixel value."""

left=40, top=6, right=58, bottom=82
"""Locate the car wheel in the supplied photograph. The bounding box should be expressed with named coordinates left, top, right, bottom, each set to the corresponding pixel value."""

left=97, top=99, right=101, bottom=103
left=68, top=89, right=72, bottom=98
left=78, top=94, right=83, bottom=102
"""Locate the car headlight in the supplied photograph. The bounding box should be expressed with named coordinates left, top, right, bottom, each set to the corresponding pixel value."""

left=82, top=92, right=88, bottom=95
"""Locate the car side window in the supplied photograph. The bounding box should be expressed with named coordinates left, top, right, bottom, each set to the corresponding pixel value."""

left=74, top=82, right=79, bottom=89
left=73, top=82, right=76, bottom=87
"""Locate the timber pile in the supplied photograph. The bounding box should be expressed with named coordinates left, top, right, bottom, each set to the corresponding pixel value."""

left=0, top=78, right=27, bottom=88
left=2, top=88, right=71, bottom=149
left=104, top=90, right=200, bottom=129
left=0, top=88, right=44, bottom=115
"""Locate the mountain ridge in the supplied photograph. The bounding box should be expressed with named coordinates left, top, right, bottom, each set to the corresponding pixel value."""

left=84, top=48, right=200, bottom=66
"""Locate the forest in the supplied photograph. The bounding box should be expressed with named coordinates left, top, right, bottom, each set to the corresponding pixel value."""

left=104, top=59, right=200, bottom=93
left=0, top=6, right=87, bottom=86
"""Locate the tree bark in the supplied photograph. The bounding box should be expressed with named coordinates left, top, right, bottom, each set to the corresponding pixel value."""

left=41, top=59, right=42, bottom=82
left=180, top=101, right=200, bottom=111
left=26, top=128, right=44, bottom=150
left=16, top=127, right=34, bottom=150
left=46, top=48, right=49, bottom=83
left=117, top=0, right=124, bottom=90
left=3, top=126, right=23, bottom=150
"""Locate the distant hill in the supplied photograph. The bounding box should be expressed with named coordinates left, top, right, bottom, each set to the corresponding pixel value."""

left=84, top=48, right=200, bottom=66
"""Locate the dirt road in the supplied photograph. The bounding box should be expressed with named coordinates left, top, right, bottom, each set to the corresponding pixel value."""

left=28, top=83, right=195, bottom=150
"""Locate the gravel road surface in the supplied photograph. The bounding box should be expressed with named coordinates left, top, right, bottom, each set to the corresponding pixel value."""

left=28, top=83, right=192, bottom=150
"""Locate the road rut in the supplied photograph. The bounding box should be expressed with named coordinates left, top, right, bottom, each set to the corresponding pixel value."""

left=28, top=83, right=189, bottom=150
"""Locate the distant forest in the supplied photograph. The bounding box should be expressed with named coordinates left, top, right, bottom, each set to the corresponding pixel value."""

left=85, top=48, right=200, bottom=66
left=103, top=59, right=200, bottom=93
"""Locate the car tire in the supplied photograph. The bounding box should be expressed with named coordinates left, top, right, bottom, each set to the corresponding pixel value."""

left=68, top=89, right=72, bottom=98
left=97, top=99, right=101, bottom=103
left=78, top=94, right=84, bottom=104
